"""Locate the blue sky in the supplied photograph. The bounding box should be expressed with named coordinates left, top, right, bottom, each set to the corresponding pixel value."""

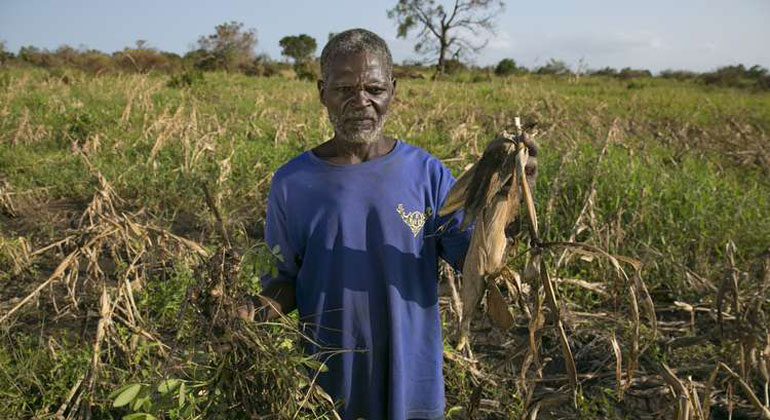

left=1, top=0, right=768, bottom=73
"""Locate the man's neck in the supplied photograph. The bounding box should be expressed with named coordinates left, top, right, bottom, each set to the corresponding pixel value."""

left=313, top=135, right=397, bottom=165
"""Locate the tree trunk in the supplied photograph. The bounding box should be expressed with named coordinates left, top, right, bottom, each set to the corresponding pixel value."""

left=435, top=40, right=448, bottom=79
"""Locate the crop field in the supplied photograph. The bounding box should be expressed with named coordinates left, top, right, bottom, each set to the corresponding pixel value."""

left=1, top=67, right=769, bottom=419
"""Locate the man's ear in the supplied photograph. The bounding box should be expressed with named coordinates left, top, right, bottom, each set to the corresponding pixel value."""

left=317, top=79, right=326, bottom=105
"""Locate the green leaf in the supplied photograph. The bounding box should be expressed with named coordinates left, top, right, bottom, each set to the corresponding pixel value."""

left=178, top=382, right=186, bottom=408
left=157, top=378, right=181, bottom=394
left=122, top=414, right=158, bottom=420
left=113, top=383, right=142, bottom=407
left=109, top=383, right=137, bottom=399
left=303, top=358, right=328, bottom=372
left=279, top=338, right=293, bottom=350
left=446, top=405, right=463, bottom=418
left=132, top=395, right=150, bottom=411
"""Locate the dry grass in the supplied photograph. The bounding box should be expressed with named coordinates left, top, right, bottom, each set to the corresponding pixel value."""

left=1, top=68, right=769, bottom=419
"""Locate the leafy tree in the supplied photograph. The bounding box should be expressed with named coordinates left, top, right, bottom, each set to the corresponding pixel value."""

left=279, top=34, right=318, bottom=81
left=388, top=0, right=504, bottom=76
left=494, top=58, right=517, bottom=76
left=279, top=34, right=317, bottom=63
left=18, top=46, right=55, bottom=67
left=196, top=21, right=257, bottom=71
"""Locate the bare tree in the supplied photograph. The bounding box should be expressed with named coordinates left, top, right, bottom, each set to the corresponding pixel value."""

left=388, top=0, right=504, bottom=76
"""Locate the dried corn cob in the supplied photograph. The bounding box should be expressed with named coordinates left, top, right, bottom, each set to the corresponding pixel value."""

left=441, top=131, right=524, bottom=351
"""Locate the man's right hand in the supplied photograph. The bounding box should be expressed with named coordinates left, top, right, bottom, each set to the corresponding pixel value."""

left=237, top=282, right=297, bottom=322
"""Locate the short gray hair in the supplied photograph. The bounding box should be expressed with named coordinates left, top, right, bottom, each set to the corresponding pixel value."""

left=320, top=28, right=393, bottom=81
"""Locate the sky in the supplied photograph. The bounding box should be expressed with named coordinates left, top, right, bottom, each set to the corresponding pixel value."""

left=1, top=0, right=768, bottom=73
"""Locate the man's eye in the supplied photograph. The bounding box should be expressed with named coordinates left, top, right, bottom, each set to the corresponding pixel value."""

left=335, top=86, right=354, bottom=94
left=367, top=87, right=385, bottom=94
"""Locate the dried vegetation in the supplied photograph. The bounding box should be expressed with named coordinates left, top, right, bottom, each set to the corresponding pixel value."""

left=0, top=68, right=769, bottom=419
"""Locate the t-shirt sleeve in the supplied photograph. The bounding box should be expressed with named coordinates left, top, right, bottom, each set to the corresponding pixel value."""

left=435, top=163, right=473, bottom=271
left=261, top=176, right=301, bottom=289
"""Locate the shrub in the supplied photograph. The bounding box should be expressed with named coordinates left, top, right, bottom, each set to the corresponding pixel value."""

left=293, top=60, right=319, bottom=81
left=494, top=58, right=518, bottom=76
left=114, top=42, right=179, bottom=73
left=659, top=69, right=697, bottom=81
left=700, top=64, right=769, bottom=90
left=167, top=69, right=204, bottom=88
left=78, top=50, right=113, bottom=74
left=618, top=67, right=652, bottom=79
left=590, top=67, right=618, bottom=77
left=18, top=46, right=56, bottom=67
left=443, top=59, right=466, bottom=75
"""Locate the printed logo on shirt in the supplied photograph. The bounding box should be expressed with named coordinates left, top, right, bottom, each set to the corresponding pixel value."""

left=396, top=203, right=433, bottom=237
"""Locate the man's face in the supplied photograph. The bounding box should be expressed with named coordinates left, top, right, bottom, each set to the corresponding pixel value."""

left=318, top=52, right=395, bottom=144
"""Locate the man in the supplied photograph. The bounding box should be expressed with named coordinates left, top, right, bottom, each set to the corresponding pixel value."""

left=256, top=29, right=536, bottom=420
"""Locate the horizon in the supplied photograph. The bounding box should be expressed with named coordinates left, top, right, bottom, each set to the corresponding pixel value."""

left=1, top=0, right=769, bottom=73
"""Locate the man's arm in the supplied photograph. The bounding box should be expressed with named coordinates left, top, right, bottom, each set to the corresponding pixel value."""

left=244, top=174, right=301, bottom=322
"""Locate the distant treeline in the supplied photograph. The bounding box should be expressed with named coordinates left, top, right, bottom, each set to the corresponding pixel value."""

left=489, top=58, right=769, bottom=90
left=0, top=43, right=290, bottom=76
left=1, top=23, right=768, bottom=91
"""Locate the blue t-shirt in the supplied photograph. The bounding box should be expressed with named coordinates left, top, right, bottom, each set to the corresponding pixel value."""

left=263, top=139, right=471, bottom=420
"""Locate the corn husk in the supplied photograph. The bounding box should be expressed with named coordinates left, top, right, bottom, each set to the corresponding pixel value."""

left=442, top=136, right=518, bottom=230
left=454, top=146, right=521, bottom=350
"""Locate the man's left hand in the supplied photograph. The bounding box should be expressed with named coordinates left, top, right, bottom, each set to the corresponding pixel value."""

left=504, top=133, right=539, bottom=240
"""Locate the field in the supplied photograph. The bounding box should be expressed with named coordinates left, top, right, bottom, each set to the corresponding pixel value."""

left=1, top=67, right=769, bottom=419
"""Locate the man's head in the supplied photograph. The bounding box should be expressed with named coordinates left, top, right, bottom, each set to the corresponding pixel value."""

left=318, top=29, right=396, bottom=145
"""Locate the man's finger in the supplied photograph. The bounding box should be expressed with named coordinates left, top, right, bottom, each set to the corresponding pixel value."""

left=525, top=156, right=538, bottom=178
left=519, top=133, right=538, bottom=158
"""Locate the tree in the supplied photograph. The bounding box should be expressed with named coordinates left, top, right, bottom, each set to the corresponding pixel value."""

left=388, top=0, right=504, bottom=76
left=19, top=46, right=54, bottom=67
left=494, top=58, right=517, bottom=76
left=279, top=34, right=317, bottom=63
left=196, top=21, right=257, bottom=71
left=279, top=34, right=318, bottom=81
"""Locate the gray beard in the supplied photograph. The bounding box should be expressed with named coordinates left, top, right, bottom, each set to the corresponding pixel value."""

left=328, top=112, right=388, bottom=144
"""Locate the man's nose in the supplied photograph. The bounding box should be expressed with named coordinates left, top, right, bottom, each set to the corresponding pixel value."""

left=349, top=88, right=370, bottom=107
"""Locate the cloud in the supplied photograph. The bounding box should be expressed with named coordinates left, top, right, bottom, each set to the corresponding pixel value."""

left=540, top=31, right=666, bottom=57
left=486, top=30, right=512, bottom=50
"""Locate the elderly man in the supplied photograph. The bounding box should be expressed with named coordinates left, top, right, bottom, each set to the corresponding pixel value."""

left=257, top=28, right=535, bottom=420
